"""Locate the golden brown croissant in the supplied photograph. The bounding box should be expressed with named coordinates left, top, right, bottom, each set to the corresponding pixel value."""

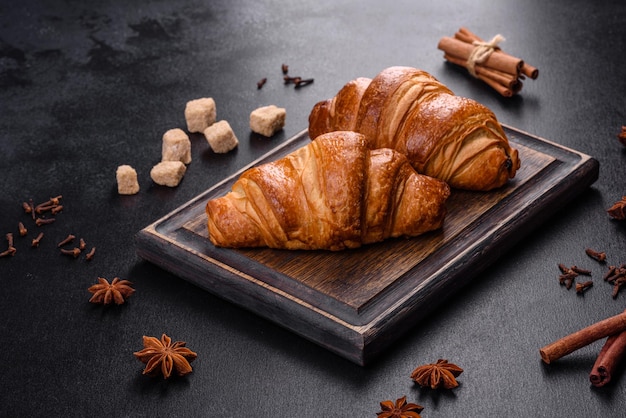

left=206, top=131, right=450, bottom=250
left=308, top=66, right=521, bottom=191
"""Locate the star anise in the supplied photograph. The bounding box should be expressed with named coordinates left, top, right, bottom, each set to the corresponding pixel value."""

left=607, top=196, right=626, bottom=220
left=88, top=277, right=135, bottom=305
left=410, top=359, right=464, bottom=389
left=376, top=396, right=424, bottom=418
left=133, top=333, right=198, bottom=379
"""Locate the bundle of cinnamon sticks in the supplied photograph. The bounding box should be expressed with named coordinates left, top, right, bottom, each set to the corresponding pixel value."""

left=437, top=27, right=538, bottom=97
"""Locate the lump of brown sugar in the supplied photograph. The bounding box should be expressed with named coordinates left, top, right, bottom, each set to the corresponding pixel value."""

left=162, top=128, right=192, bottom=164
left=150, top=161, right=187, bottom=187
left=204, top=120, right=239, bottom=153
left=250, top=105, right=286, bottom=137
left=185, top=97, right=216, bottom=133
left=116, top=165, right=140, bottom=195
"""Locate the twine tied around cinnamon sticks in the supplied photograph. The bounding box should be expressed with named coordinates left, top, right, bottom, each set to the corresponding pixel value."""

left=437, top=27, right=539, bottom=97
left=466, top=34, right=505, bottom=77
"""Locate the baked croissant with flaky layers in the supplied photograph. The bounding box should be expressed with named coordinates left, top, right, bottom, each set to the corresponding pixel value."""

left=308, top=66, right=521, bottom=191
left=206, top=131, right=450, bottom=251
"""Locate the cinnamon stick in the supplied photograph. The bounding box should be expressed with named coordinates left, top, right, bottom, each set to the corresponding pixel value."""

left=477, top=74, right=521, bottom=98
left=521, top=63, right=539, bottom=80
left=457, top=27, right=482, bottom=43
left=589, top=331, right=626, bottom=387
left=539, top=310, right=626, bottom=364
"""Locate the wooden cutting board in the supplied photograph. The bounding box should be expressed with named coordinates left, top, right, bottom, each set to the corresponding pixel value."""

left=136, top=126, right=599, bottom=365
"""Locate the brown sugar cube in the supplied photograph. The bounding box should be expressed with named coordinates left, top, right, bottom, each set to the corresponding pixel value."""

left=162, top=128, right=191, bottom=164
left=116, top=165, right=140, bottom=195
left=204, top=120, right=239, bottom=153
left=185, top=97, right=216, bottom=133
left=150, top=161, right=187, bottom=187
left=249, top=105, right=286, bottom=137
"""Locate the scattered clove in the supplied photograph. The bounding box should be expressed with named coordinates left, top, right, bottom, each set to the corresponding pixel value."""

left=35, top=203, right=56, bottom=214
left=28, top=200, right=35, bottom=219
left=57, top=234, right=76, bottom=247
left=0, top=247, right=16, bottom=257
left=1, top=233, right=16, bottom=256
left=604, top=265, right=626, bottom=299
left=607, top=196, right=626, bottom=220
left=611, top=277, right=626, bottom=298
left=284, top=75, right=301, bottom=85
left=294, top=78, right=314, bottom=88
left=31, top=232, right=44, bottom=247
left=18, top=222, right=27, bottom=236
left=22, top=201, right=33, bottom=214
left=257, top=77, right=267, bottom=89
left=571, top=266, right=592, bottom=276
left=85, top=247, right=96, bottom=261
left=60, top=247, right=81, bottom=258
left=586, top=248, right=607, bottom=263
left=283, top=75, right=314, bottom=88
left=35, top=217, right=56, bottom=227
left=557, top=264, right=580, bottom=290
left=557, top=251, right=626, bottom=299
left=13, top=195, right=98, bottom=265
left=279, top=64, right=314, bottom=89
left=576, top=280, right=594, bottom=294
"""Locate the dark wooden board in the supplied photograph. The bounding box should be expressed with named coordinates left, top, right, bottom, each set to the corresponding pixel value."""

left=136, top=126, right=599, bottom=365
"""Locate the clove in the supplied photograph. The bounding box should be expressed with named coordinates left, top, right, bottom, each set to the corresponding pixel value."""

left=85, top=247, right=96, bottom=261
left=294, top=78, right=314, bottom=88
left=0, top=247, right=16, bottom=257
left=31, top=232, right=44, bottom=247
left=35, top=217, right=56, bottom=227
left=60, top=247, right=81, bottom=258
left=586, top=248, right=607, bottom=263
left=571, top=266, right=592, bottom=276
left=576, top=280, right=594, bottom=294
left=18, top=222, right=27, bottom=236
left=57, top=234, right=76, bottom=247
left=283, top=75, right=302, bottom=85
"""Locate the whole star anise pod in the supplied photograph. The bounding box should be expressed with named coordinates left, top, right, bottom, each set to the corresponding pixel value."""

left=133, top=333, right=198, bottom=379
left=88, top=277, right=135, bottom=305
left=410, top=359, right=463, bottom=389
left=376, top=396, right=423, bottom=418
left=607, top=196, right=626, bottom=220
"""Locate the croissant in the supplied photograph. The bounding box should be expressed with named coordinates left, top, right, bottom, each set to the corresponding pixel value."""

left=206, top=131, right=450, bottom=251
left=308, top=66, right=521, bottom=191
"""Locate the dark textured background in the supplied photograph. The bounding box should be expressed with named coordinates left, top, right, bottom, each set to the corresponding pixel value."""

left=1, top=0, right=626, bottom=417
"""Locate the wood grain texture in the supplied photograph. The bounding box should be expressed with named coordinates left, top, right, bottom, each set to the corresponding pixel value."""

left=136, top=126, right=598, bottom=365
